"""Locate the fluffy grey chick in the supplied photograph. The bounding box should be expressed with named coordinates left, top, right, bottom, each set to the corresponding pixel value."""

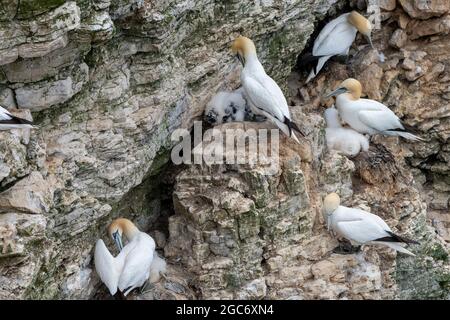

left=204, top=89, right=247, bottom=125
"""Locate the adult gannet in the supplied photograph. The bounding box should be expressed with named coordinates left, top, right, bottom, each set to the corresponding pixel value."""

left=323, top=193, right=418, bottom=256
left=204, top=88, right=247, bottom=125
left=0, top=106, right=34, bottom=130
left=94, top=218, right=165, bottom=296
left=325, top=78, right=423, bottom=141
left=325, top=107, right=369, bottom=157
left=232, top=36, right=304, bottom=143
left=306, top=11, right=374, bottom=83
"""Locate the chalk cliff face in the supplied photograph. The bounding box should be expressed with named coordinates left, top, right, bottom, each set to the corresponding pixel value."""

left=0, top=0, right=449, bottom=300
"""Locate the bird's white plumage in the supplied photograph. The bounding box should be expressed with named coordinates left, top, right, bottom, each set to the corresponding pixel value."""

left=331, top=206, right=390, bottom=243
left=94, top=239, right=128, bottom=295
left=328, top=205, right=415, bottom=256
left=204, top=89, right=247, bottom=125
left=306, top=13, right=358, bottom=83
left=241, top=55, right=300, bottom=143
left=118, top=232, right=155, bottom=296
left=325, top=107, right=369, bottom=157
left=0, top=106, right=13, bottom=121
left=336, top=94, right=421, bottom=140
left=242, top=68, right=287, bottom=122
left=312, top=13, right=357, bottom=57
left=94, top=232, right=156, bottom=296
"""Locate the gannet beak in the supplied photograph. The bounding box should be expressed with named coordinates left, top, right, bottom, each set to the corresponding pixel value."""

left=365, top=34, right=375, bottom=50
left=236, top=54, right=245, bottom=66
left=112, top=231, right=123, bottom=251
left=324, top=87, right=348, bottom=98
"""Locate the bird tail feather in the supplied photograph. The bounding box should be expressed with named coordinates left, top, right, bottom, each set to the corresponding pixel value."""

left=268, top=115, right=301, bottom=144
left=305, top=70, right=315, bottom=83
left=385, top=231, right=420, bottom=245
left=385, top=130, right=424, bottom=141
left=284, top=116, right=305, bottom=137
left=374, top=241, right=416, bottom=256
left=290, top=131, right=301, bottom=144
left=297, top=53, right=321, bottom=67
left=305, top=55, right=332, bottom=84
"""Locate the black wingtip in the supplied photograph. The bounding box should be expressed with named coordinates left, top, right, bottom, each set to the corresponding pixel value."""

left=12, top=114, right=34, bottom=125
left=375, top=231, right=419, bottom=245
left=0, top=115, right=34, bottom=126
left=400, top=120, right=421, bottom=135
left=297, top=53, right=321, bottom=67
left=0, top=114, right=34, bottom=126
left=284, top=117, right=305, bottom=137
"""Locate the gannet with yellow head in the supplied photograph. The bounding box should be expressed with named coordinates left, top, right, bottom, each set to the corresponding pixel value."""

left=232, top=36, right=304, bottom=143
left=305, top=11, right=374, bottom=83
left=94, top=218, right=166, bottom=296
left=325, top=78, right=423, bottom=141
left=323, top=193, right=418, bottom=256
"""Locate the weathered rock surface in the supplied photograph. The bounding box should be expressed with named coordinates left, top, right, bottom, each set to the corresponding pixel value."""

left=160, top=121, right=449, bottom=300
left=0, top=0, right=346, bottom=299
left=300, top=1, right=450, bottom=248
left=293, top=0, right=450, bottom=299
left=0, top=0, right=449, bottom=300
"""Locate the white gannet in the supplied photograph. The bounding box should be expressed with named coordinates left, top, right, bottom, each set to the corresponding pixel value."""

left=94, top=218, right=165, bottom=296
left=232, top=36, right=304, bottom=143
left=325, top=78, right=423, bottom=141
left=323, top=193, right=418, bottom=256
left=0, top=106, right=35, bottom=130
left=204, top=88, right=247, bottom=125
left=306, top=11, right=373, bottom=83
left=324, top=107, right=369, bottom=157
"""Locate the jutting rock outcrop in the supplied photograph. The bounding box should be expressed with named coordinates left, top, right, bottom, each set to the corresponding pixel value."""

left=0, top=0, right=449, bottom=300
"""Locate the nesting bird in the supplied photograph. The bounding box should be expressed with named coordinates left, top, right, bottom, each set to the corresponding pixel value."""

left=325, top=107, right=369, bottom=157
left=231, top=36, right=304, bottom=143
left=94, top=218, right=166, bottom=296
left=204, top=88, right=247, bottom=125
left=323, top=193, right=418, bottom=256
left=0, top=106, right=34, bottom=130
left=305, top=11, right=374, bottom=83
left=325, top=78, right=423, bottom=141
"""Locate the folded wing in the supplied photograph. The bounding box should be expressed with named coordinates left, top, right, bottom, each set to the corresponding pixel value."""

left=243, top=75, right=289, bottom=122
left=94, top=239, right=122, bottom=295
left=313, top=18, right=357, bottom=57
left=118, top=234, right=155, bottom=296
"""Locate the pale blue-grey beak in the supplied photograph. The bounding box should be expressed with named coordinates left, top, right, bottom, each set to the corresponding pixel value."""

left=236, top=53, right=245, bottom=66
left=365, top=34, right=375, bottom=50
left=324, top=87, right=349, bottom=98
left=112, top=230, right=123, bottom=251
